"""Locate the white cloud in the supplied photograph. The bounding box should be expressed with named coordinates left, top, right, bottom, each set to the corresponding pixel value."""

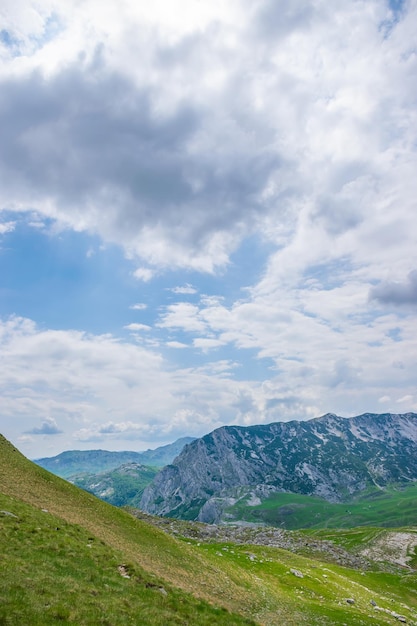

left=166, top=341, right=188, bottom=349
left=124, top=323, right=151, bottom=332
left=3, top=0, right=414, bottom=276
left=397, top=395, right=413, bottom=404
left=169, top=284, right=197, bottom=295
left=0, top=315, right=274, bottom=454
left=0, top=221, right=15, bottom=234
left=378, top=395, right=391, bottom=403
left=133, top=268, right=155, bottom=282
left=193, top=337, right=224, bottom=352
left=130, top=303, right=147, bottom=310
left=158, top=302, right=208, bottom=333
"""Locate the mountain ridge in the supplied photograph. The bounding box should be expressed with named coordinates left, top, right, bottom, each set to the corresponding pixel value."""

left=140, top=412, right=417, bottom=523
left=34, top=436, right=195, bottom=477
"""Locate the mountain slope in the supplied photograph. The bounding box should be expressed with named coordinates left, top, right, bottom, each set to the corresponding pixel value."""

left=0, top=492, right=251, bottom=626
left=1, top=434, right=417, bottom=625
left=71, top=461, right=158, bottom=506
left=140, top=413, right=417, bottom=523
left=225, top=482, right=417, bottom=529
left=34, top=437, right=195, bottom=477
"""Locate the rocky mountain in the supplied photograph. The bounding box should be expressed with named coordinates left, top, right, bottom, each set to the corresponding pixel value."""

left=140, top=413, right=417, bottom=523
left=34, top=437, right=195, bottom=478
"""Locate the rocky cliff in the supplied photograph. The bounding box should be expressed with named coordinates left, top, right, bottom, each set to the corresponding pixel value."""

left=139, top=413, right=417, bottom=523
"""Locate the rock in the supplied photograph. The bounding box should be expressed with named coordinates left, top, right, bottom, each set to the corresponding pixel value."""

left=370, top=600, right=377, bottom=606
left=0, top=510, right=18, bottom=518
left=346, top=598, right=355, bottom=605
left=290, top=569, right=304, bottom=578
left=117, top=565, right=131, bottom=579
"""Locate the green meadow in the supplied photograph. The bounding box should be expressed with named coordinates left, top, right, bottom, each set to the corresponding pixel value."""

left=226, top=483, right=417, bottom=529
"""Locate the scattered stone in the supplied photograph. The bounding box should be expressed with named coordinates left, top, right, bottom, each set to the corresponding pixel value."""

left=373, top=606, right=408, bottom=622
left=130, top=510, right=373, bottom=571
left=158, top=587, right=168, bottom=596
left=118, top=565, right=131, bottom=579
left=370, top=600, right=377, bottom=606
left=0, top=510, right=18, bottom=518
left=290, top=569, right=304, bottom=578
left=346, top=598, right=355, bottom=605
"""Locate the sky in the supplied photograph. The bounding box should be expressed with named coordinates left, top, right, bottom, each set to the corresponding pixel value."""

left=0, top=0, right=416, bottom=459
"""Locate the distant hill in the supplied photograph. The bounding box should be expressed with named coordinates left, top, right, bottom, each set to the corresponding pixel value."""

left=140, top=412, right=417, bottom=524
left=71, top=462, right=158, bottom=507
left=34, top=437, right=195, bottom=478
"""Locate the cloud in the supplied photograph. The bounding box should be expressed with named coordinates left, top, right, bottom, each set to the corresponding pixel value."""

left=133, top=268, right=155, bottom=282
left=0, top=48, right=277, bottom=273
left=166, top=341, right=188, bottom=349
left=124, top=323, right=151, bottom=332
left=98, top=421, right=141, bottom=434
left=129, top=303, right=147, bottom=310
left=378, top=395, right=391, bottom=403
left=0, top=315, right=265, bottom=450
left=158, top=302, right=208, bottom=333
left=169, top=284, right=197, bottom=295
left=397, top=394, right=413, bottom=404
left=370, top=271, right=417, bottom=306
left=0, top=221, right=15, bottom=234
left=193, top=337, right=224, bottom=352
left=1, top=0, right=416, bottom=285
left=26, top=417, right=62, bottom=435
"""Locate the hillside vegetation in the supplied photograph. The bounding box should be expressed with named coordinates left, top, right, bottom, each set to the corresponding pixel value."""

left=70, top=462, right=158, bottom=507
left=1, top=434, right=417, bottom=625
left=225, top=483, right=417, bottom=529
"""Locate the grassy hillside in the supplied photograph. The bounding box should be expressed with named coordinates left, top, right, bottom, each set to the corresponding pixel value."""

left=0, top=493, right=252, bottom=626
left=225, top=483, right=417, bottom=529
left=1, top=434, right=417, bottom=625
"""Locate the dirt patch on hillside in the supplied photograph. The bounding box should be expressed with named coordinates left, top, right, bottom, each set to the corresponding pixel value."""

left=360, top=531, right=417, bottom=568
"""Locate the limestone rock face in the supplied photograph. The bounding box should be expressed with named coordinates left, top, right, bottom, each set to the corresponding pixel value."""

left=139, top=413, right=417, bottom=523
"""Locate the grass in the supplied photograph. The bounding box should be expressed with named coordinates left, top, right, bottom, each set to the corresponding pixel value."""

left=1, top=434, right=417, bottom=625
left=0, top=494, right=252, bottom=626
left=226, top=483, right=417, bottom=529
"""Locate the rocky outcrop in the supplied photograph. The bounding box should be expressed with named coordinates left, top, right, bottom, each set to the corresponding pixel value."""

left=139, top=413, right=417, bottom=522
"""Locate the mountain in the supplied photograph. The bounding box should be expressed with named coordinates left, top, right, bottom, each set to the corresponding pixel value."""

left=71, top=462, right=158, bottom=507
left=1, top=433, right=417, bottom=625
left=34, top=436, right=195, bottom=478
left=140, top=412, right=417, bottom=523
